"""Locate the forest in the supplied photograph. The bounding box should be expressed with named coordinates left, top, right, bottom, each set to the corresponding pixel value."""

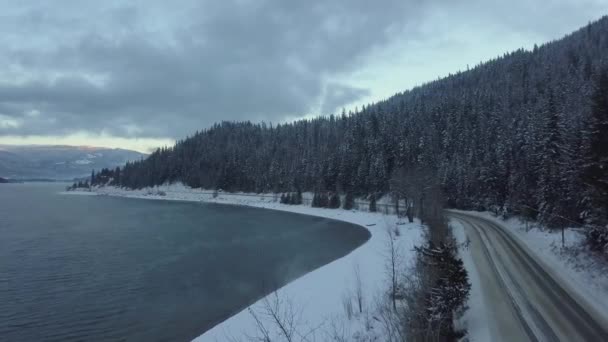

left=89, top=17, right=608, bottom=232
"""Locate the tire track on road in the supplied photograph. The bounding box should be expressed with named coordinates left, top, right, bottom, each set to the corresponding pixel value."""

left=450, top=212, right=608, bottom=342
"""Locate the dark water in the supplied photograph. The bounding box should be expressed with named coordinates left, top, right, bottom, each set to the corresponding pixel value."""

left=0, top=183, right=370, bottom=342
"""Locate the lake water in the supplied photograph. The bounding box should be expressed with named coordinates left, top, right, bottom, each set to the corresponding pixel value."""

left=0, top=183, right=370, bottom=341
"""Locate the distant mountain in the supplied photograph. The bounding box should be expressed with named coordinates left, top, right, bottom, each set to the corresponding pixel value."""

left=0, top=176, right=8, bottom=183
left=0, top=145, right=146, bottom=180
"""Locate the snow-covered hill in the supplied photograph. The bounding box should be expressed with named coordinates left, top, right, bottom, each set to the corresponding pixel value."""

left=0, top=145, right=146, bottom=180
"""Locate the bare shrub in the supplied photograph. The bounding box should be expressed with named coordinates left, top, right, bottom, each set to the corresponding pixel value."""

left=353, top=262, right=364, bottom=314
left=390, top=167, right=428, bottom=223
left=393, top=226, right=401, bottom=237
left=362, top=310, right=374, bottom=333
left=245, top=290, right=300, bottom=342
left=374, top=293, right=406, bottom=342
left=244, top=290, right=325, bottom=342
left=341, top=291, right=354, bottom=320
left=325, top=317, right=350, bottom=342
left=384, top=226, right=402, bottom=311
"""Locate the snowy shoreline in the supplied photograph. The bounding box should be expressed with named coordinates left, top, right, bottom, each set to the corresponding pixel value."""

left=65, top=184, right=424, bottom=341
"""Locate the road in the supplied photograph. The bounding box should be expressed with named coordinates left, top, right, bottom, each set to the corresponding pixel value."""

left=449, top=211, right=608, bottom=342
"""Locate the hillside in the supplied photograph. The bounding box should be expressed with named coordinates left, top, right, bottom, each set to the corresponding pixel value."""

left=97, top=16, right=608, bottom=226
left=0, top=145, right=145, bottom=180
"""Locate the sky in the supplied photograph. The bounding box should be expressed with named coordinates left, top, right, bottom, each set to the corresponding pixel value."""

left=0, top=0, right=606, bottom=152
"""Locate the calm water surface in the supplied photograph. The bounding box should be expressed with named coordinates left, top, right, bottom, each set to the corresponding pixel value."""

left=0, top=183, right=369, bottom=341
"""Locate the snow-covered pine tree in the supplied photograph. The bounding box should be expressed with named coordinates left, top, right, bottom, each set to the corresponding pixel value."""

left=581, top=69, right=608, bottom=252
left=582, top=69, right=608, bottom=224
left=106, top=17, right=608, bottom=230
left=536, top=90, right=567, bottom=226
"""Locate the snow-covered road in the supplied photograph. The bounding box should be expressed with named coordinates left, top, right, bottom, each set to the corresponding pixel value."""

left=450, top=211, right=608, bottom=342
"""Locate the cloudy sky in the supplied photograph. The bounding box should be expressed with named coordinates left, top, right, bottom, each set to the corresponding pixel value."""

left=0, top=0, right=605, bottom=152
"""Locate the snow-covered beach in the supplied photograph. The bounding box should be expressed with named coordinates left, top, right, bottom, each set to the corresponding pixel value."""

left=66, top=184, right=425, bottom=341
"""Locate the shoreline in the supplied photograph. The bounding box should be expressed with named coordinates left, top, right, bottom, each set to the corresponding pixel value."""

left=65, top=184, right=424, bottom=341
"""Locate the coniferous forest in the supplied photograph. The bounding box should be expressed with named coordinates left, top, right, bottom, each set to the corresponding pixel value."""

left=92, top=17, right=608, bottom=229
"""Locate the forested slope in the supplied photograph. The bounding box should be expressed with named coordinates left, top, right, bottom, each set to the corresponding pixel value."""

left=96, top=17, right=608, bottom=226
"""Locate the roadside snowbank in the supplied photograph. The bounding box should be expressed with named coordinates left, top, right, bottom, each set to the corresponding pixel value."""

left=450, top=209, right=608, bottom=323
left=451, top=220, right=492, bottom=342
left=66, top=184, right=424, bottom=341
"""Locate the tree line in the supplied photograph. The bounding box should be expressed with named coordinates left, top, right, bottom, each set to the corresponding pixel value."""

left=85, top=17, right=608, bottom=238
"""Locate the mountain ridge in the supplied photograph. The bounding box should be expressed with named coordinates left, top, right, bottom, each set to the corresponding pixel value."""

left=94, top=16, right=608, bottom=226
left=0, top=145, right=146, bottom=180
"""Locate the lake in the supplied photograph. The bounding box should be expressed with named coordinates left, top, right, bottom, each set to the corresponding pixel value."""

left=0, top=183, right=370, bottom=341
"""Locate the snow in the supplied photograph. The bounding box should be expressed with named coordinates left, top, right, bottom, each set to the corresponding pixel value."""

left=73, top=159, right=93, bottom=165
left=66, top=183, right=425, bottom=341
left=451, top=220, right=492, bottom=342
left=60, top=190, right=97, bottom=196
left=450, top=210, right=608, bottom=324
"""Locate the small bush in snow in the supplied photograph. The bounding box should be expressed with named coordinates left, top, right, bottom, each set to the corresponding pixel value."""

left=393, top=226, right=401, bottom=237
left=586, top=225, right=608, bottom=254
left=280, top=192, right=302, bottom=205
left=329, top=192, right=341, bottom=209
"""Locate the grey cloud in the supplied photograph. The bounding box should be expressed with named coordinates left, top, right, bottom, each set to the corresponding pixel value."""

left=458, top=0, right=606, bottom=38
left=320, top=83, right=370, bottom=115
left=0, top=0, right=602, bottom=139
left=0, top=0, right=430, bottom=138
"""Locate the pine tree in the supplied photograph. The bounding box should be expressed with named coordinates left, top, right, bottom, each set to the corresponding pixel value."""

left=311, top=193, right=319, bottom=208
left=113, top=167, right=121, bottom=185
left=582, top=69, right=608, bottom=225
left=536, top=90, right=566, bottom=226
left=369, top=193, right=377, bottom=212
left=329, top=193, right=341, bottom=209
left=319, top=193, right=329, bottom=208
left=343, top=191, right=355, bottom=210
left=417, top=241, right=471, bottom=338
